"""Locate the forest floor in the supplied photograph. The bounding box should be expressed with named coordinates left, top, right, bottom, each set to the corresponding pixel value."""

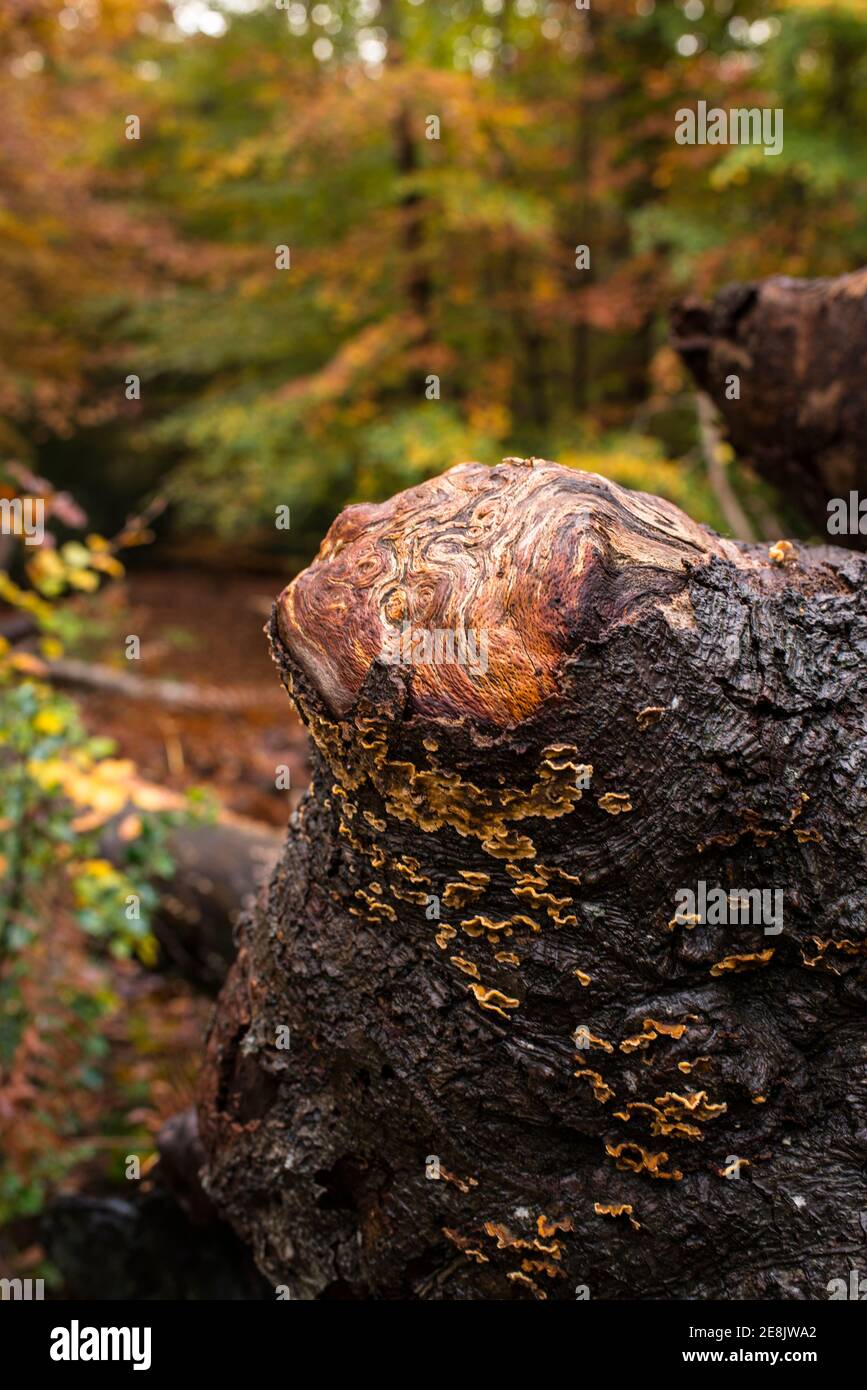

left=74, top=568, right=310, bottom=825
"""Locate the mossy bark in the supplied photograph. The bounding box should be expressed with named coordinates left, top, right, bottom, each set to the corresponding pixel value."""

left=199, top=459, right=867, bottom=1300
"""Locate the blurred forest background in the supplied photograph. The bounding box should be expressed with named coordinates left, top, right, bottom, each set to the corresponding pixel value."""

left=4, top=0, right=867, bottom=549
left=2, top=0, right=867, bottom=1295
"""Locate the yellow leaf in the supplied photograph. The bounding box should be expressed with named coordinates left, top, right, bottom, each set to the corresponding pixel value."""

left=138, top=935, right=159, bottom=968
left=78, top=858, right=114, bottom=879
left=60, top=541, right=92, bottom=569
left=118, top=813, right=142, bottom=842
left=66, top=569, right=100, bottom=592
left=88, top=553, right=124, bottom=578
left=10, top=653, right=48, bottom=676
left=33, top=708, right=65, bottom=735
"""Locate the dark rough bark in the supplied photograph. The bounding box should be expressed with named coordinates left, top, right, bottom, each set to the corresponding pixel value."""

left=198, top=458, right=867, bottom=1300
left=670, top=266, right=867, bottom=546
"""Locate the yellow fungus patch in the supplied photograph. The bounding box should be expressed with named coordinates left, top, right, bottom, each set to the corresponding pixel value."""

left=718, top=1158, right=750, bottom=1178
left=443, top=1228, right=488, bottom=1263
left=768, top=538, right=795, bottom=564
left=353, top=887, right=397, bottom=922
left=394, top=855, right=431, bottom=886
left=509, top=871, right=549, bottom=890
left=506, top=1270, right=547, bottom=1298
left=654, top=1090, right=726, bottom=1122
left=439, top=1167, right=479, bottom=1193
left=605, top=1141, right=682, bottom=1181
left=574, top=1069, right=615, bottom=1104
left=484, top=1221, right=562, bottom=1257
left=537, top=1213, right=573, bottom=1237
left=450, top=955, right=480, bottom=979
left=460, top=915, right=512, bottom=935
left=636, top=706, right=665, bottom=730
left=443, top=879, right=487, bottom=910
left=613, top=1100, right=704, bottom=1141
left=510, top=913, right=542, bottom=933
left=647, top=1018, right=687, bottom=1038
left=461, top=912, right=540, bottom=938
left=511, top=884, right=572, bottom=912
left=801, top=936, right=867, bottom=969
left=594, top=1202, right=640, bottom=1230
left=467, top=984, right=520, bottom=1019
left=298, top=702, right=589, bottom=863
left=573, top=1027, right=613, bottom=1053
left=389, top=885, right=429, bottom=906
left=521, top=1258, right=565, bottom=1279
left=481, top=831, right=536, bottom=860
left=710, top=948, right=774, bottom=976
left=619, top=1018, right=686, bottom=1053
left=666, top=911, right=701, bottom=930
left=677, top=1057, right=710, bottom=1074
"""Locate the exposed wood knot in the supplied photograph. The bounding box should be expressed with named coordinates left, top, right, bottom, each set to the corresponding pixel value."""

left=274, top=459, right=749, bottom=726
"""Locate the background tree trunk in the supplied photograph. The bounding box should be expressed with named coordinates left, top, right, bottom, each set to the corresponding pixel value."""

left=199, top=459, right=867, bottom=1300
left=670, top=267, right=867, bottom=546
left=98, top=794, right=281, bottom=994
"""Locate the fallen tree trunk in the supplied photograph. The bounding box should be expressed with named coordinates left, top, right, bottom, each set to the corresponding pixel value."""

left=199, top=458, right=867, bottom=1300
left=100, top=802, right=282, bottom=993
left=146, top=818, right=281, bottom=993
left=44, top=657, right=279, bottom=713
left=41, top=1109, right=270, bottom=1301
left=670, top=266, right=867, bottom=546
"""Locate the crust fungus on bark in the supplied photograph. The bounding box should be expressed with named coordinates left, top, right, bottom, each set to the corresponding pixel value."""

left=199, top=457, right=867, bottom=1300
left=671, top=266, right=867, bottom=546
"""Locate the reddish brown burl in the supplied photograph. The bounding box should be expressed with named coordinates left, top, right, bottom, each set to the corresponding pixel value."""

left=276, top=457, right=747, bottom=726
